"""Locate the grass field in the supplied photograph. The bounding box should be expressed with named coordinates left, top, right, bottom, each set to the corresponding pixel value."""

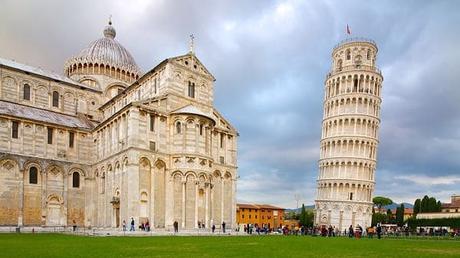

left=0, top=234, right=459, bottom=258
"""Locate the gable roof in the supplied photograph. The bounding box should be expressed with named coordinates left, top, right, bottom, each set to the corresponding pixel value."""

left=168, top=53, right=215, bottom=81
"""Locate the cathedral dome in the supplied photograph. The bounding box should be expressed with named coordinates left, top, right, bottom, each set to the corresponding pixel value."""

left=64, top=20, right=141, bottom=83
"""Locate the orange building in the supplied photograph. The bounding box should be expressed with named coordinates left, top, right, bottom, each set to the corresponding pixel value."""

left=236, top=203, right=285, bottom=229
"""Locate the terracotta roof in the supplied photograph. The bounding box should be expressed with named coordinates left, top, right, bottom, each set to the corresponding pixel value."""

left=0, top=100, right=96, bottom=130
left=237, top=203, right=259, bottom=209
left=236, top=203, right=285, bottom=210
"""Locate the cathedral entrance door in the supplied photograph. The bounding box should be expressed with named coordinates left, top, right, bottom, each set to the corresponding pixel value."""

left=115, top=207, right=120, bottom=228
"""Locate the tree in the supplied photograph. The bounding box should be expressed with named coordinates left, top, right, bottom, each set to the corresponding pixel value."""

left=428, top=197, right=437, bottom=212
left=413, top=199, right=421, bottom=217
left=372, top=213, right=387, bottom=226
left=396, top=204, right=405, bottom=226
left=416, top=195, right=442, bottom=214
left=421, top=195, right=430, bottom=212
left=305, top=210, right=314, bottom=227
left=299, top=204, right=307, bottom=226
left=373, top=196, right=393, bottom=211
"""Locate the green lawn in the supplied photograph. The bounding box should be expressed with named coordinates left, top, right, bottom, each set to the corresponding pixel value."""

left=0, top=234, right=459, bottom=258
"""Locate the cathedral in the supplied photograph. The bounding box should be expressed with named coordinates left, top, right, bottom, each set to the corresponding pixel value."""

left=0, top=20, right=238, bottom=231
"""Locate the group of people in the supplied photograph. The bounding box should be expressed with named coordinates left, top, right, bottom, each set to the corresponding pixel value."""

left=243, top=224, right=271, bottom=235
left=122, top=218, right=138, bottom=232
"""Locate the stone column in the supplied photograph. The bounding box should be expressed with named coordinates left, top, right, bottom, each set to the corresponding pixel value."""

left=194, top=181, right=198, bottom=229
left=18, top=167, right=24, bottom=226
left=205, top=184, right=209, bottom=227
left=165, top=173, right=174, bottom=230
left=181, top=180, right=186, bottom=228
left=220, top=177, right=224, bottom=226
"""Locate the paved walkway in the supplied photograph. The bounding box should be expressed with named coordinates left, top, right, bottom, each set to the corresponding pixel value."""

left=0, top=226, right=244, bottom=237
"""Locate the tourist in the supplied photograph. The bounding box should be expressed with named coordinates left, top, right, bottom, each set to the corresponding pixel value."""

left=145, top=220, right=150, bottom=232
left=122, top=220, right=126, bottom=231
left=355, top=224, right=362, bottom=239
left=72, top=220, right=77, bottom=232
left=173, top=221, right=178, bottom=233
left=376, top=223, right=382, bottom=239
left=212, top=223, right=216, bottom=233
left=130, top=217, right=135, bottom=231
left=222, top=221, right=226, bottom=233
left=348, top=225, right=354, bottom=238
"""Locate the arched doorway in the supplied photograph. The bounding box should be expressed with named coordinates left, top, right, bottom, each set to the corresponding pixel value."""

left=46, top=195, right=64, bottom=226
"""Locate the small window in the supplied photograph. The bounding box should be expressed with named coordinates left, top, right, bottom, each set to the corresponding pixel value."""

left=249, top=215, right=251, bottom=219
left=367, top=49, right=371, bottom=60
left=242, top=214, right=244, bottom=218
left=346, top=49, right=351, bottom=60
left=12, top=121, right=19, bottom=139
left=154, top=78, right=157, bottom=94
left=349, top=192, right=353, bottom=200
left=52, top=91, right=59, bottom=107
left=199, top=124, right=203, bottom=136
left=176, top=122, right=181, bottom=134
left=150, top=114, right=155, bottom=131
left=69, top=132, right=74, bottom=148
left=72, top=172, right=80, bottom=188
left=23, top=84, right=31, bottom=100
left=220, top=133, right=224, bottom=148
left=255, top=215, right=258, bottom=219
left=188, top=81, right=195, bottom=98
left=29, top=167, right=38, bottom=184
left=47, top=127, right=53, bottom=144
left=149, top=141, right=156, bottom=151
left=219, top=156, right=224, bottom=164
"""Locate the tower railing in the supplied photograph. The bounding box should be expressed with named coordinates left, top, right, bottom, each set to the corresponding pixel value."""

left=333, top=37, right=377, bottom=50
left=326, top=64, right=382, bottom=78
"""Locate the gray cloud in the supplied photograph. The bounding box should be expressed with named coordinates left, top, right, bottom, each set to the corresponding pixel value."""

left=1, top=0, right=459, bottom=208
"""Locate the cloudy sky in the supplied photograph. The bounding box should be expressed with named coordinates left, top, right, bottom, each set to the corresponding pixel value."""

left=1, top=0, right=459, bottom=208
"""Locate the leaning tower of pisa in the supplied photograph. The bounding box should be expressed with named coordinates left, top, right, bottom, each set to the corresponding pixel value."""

left=314, top=38, right=383, bottom=231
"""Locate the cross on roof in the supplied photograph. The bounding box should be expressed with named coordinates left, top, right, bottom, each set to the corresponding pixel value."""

left=189, top=34, right=195, bottom=54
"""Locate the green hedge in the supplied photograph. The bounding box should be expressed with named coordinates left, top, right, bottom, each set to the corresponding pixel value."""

left=407, top=217, right=460, bottom=228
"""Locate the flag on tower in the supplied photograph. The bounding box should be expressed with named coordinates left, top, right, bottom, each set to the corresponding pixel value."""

left=346, top=24, right=351, bottom=35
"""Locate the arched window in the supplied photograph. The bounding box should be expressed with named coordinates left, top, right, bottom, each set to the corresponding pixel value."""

left=29, top=167, right=38, bottom=184
left=23, top=84, right=31, bottom=100
left=176, top=122, right=181, bottom=134
left=72, top=172, right=80, bottom=188
left=367, top=49, right=371, bottom=60
left=52, top=91, right=59, bottom=107
left=188, top=81, right=195, bottom=98
left=346, top=49, right=351, bottom=60
left=336, top=59, right=343, bottom=71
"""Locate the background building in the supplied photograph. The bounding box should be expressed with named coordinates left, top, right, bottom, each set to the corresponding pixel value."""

left=417, top=195, right=460, bottom=219
left=236, top=203, right=284, bottom=229
left=315, top=38, right=383, bottom=230
left=0, top=21, right=238, bottom=230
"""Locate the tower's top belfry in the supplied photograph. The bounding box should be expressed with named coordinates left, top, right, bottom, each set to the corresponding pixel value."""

left=329, top=38, right=380, bottom=79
